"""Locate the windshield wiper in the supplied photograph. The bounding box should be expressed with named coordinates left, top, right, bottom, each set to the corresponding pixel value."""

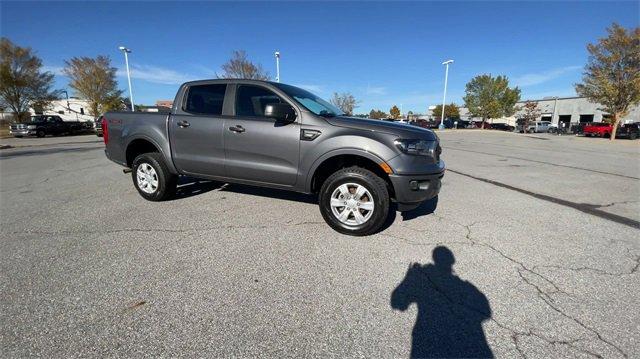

left=318, top=112, right=338, bottom=118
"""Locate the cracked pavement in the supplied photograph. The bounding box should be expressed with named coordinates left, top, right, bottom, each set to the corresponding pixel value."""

left=1, top=132, right=638, bottom=357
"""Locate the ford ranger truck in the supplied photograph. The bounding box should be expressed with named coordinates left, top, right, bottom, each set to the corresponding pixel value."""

left=102, top=80, right=445, bottom=236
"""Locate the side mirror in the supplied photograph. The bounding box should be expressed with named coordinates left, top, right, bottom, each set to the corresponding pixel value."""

left=265, top=103, right=296, bottom=122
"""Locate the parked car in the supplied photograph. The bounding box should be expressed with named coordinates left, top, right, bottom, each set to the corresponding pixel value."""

left=585, top=122, right=640, bottom=139
left=102, top=79, right=445, bottom=236
left=94, top=116, right=104, bottom=137
left=490, top=123, right=515, bottom=131
left=526, top=121, right=552, bottom=133
left=616, top=122, right=640, bottom=140
left=583, top=122, right=612, bottom=137
left=9, top=115, right=89, bottom=138
left=443, top=118, right=471, bottom=129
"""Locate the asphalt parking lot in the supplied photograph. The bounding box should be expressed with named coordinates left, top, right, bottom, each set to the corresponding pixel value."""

left=1, top=131, right=638, bottom=358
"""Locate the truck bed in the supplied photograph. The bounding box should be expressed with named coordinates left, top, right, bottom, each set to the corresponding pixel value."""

left=103, top=112, right=171, bottom=168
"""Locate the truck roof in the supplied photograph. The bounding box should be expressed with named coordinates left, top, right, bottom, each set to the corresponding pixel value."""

left=181, top=78, right=279, bottom=87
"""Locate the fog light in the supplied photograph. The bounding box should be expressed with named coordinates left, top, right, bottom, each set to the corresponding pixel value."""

left=409, top=181, right=419, bottom=190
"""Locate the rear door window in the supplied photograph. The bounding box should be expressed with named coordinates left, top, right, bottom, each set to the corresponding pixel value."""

left=184, top=84, right=227, bottom=115
left=235, top=85, right=284, bottom=117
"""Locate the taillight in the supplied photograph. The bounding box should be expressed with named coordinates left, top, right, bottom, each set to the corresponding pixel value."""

left=101, top=118, right=108, bottom=145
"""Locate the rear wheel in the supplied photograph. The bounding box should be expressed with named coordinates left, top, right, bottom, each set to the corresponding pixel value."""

left=629, top=132, right=637, bottom=140
left=319, top=166, right=389, bottom=236
left=131, top=152, right=177, bottom=201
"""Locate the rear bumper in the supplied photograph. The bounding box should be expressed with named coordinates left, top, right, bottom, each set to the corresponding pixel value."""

left=389, top=169, right=444, bottom=211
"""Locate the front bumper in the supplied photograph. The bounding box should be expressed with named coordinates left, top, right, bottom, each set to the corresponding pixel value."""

left=389, top=169, right=444, bottom=211
left=9, top=129, right=34, bottom=136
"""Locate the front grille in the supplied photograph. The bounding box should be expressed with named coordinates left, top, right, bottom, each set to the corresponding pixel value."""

left=10, top=124, right=26, bottom=130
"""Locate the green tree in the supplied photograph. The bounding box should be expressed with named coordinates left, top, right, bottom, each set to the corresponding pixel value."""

left=575, top=23, right=640, bottom=140
left=63, top=55, right=123, bottom=116
left=463, top=74, right=521, bottom=129
left=330, top=92, right=360, bottom=115
left=0, top=38, right=60, bottom=122
left=431, top=103, right=460, bottom=121
left=218, top=50, right=270, bottom=80
left=368, top=109, right=387, bottom=119
left=390, top=105, right=401, bottom=119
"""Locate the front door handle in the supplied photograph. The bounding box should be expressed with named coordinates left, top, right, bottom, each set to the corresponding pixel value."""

left=177, top=120, right=190, bottom=128
left=229, top=125, right=245, bottom=133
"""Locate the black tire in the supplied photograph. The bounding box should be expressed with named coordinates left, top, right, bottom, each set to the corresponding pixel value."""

left=629, top=132, right=637, bottom=140
left=36, top=129, right=45, bottom=138
left=131, top=152, right=177, bottom=201
left=319, top=166, right=390, bottom=236
left=96, top=133, right=103, bottom=137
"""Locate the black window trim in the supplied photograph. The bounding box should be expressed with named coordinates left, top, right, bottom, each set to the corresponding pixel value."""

left=181, top=83, right=228, bottom=116
left=232, top=84, right=299, bottom=121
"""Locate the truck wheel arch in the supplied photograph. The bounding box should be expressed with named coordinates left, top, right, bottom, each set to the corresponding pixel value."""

left=307, top=150, right=394, bottom=198
left=125, top=137, right=163, bottom=168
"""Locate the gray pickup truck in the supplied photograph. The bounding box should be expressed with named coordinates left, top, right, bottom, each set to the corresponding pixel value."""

left=103, top=79, right=444, bottom=235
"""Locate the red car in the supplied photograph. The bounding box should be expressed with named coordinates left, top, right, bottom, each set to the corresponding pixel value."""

left=583, top=123, right=613, bottom=137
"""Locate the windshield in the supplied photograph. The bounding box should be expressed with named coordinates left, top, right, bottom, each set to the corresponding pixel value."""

left=30, top=116, right=45, bottom=122
left=274, top=83, right=345, bottom=117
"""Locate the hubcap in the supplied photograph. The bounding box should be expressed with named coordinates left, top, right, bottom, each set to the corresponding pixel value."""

left=136, top=163, right=159, bottom=194
left=329, top=183, right=375, bottom=226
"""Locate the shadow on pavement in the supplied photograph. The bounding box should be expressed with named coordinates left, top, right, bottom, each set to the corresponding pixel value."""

left=400, top=196, right=438, bottom=221
left=391, top=246, right=493, bottom=358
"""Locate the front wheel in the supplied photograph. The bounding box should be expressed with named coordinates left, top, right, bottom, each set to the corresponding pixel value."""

left=319, top=166, right=390, bottom=236
left=131, top=152, right=177, bottom=201
left=36, top=129, right=45, bottom=138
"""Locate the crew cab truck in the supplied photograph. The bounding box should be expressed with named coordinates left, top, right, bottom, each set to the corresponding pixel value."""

left=103, top=80, right=445, bottom=236
left=9, top=115, right=89, bottom=138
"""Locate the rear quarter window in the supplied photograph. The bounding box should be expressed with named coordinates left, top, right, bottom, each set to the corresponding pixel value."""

left=184, top=84, right=227, bottom=115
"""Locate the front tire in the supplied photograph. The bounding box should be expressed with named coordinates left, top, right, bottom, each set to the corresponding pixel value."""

left=131, top=152, right=177, bottom=201
left=319, top=166, right=390, bottom=236
left=36, top=130, right=45, bottom=138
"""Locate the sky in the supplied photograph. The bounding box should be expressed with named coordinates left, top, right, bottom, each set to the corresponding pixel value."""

left=1, top=1, right=638, bottom=114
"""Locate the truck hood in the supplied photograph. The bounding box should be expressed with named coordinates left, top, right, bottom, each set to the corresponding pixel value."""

left=325, top=116, right=437, bottom=140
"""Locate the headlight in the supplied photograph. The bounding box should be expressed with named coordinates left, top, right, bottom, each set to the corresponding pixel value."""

left=27, top=125, right=36, bottom=129
left=394, top=139, right=438, bottom=157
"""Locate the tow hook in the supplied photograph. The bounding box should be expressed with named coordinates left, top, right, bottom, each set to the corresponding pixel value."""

left=123, top=168, right=132, bottom=174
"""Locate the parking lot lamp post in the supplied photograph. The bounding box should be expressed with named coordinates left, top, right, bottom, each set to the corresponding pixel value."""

left=275, top=51, right=281, bottom=82
left=118, top=46, right=135, bottom=112
left=439, top=59, right=454, bottom=130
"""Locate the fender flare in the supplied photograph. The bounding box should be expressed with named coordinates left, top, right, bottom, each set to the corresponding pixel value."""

left=304, top=148, right=387, bottom=192
left=124, top=134, right=177, bottom=173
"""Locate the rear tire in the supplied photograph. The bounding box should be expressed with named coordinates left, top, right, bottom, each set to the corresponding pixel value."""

left=319, top=166, right=389, bottom=236
left=629, top=133, right=638, bottom=140
left=131, top=152, right=177, bottom=201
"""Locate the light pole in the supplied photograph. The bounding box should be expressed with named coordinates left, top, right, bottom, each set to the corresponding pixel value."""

left=119, top=46, right=135, bottom=112
left=439, top=59, right=454, bottom=130
left=275, top=51, right=281, bottom=82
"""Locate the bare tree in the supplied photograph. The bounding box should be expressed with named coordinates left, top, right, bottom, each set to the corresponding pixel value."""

left=330, top=92, right=359, bottom=115
left=0, top=38, right=60, bottom=122
left=575, top=23, right=640, bottom=140
left=63, top=56, right=122, bottom=116
left=519, top=101, right=540, bottom=133
left=219, top=50, right=270, bottom=80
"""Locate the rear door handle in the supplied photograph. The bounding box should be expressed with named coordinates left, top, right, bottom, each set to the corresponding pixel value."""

left=177, top=120, right=190, bottom=128
left=229, top=125, right=245, bottom=133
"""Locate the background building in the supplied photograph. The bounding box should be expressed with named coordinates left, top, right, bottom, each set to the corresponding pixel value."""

left=456, top=97, right=639, bottom=127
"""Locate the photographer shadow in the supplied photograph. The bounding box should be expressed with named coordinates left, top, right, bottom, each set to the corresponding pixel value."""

left=391, top=246, right=493, bottom=358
